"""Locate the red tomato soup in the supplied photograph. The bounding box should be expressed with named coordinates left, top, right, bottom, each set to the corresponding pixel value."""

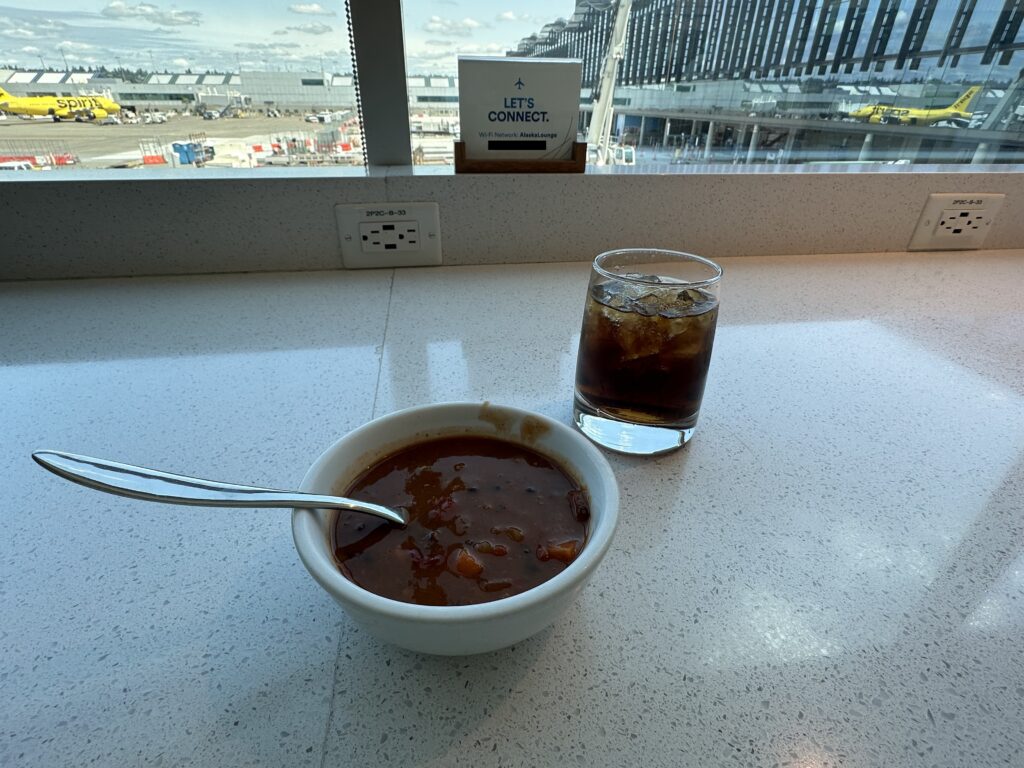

left=332, top=436, right=590, bottom=606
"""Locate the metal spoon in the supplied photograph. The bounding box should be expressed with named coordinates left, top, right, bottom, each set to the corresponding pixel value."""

left=32, top=450, right=407, bottom=527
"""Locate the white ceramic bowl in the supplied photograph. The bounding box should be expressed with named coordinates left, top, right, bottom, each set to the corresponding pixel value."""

left=291, top=402, right=619, bottom=655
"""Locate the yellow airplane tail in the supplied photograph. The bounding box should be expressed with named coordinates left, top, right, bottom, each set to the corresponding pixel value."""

left=950, top=86, right=981, bottom=112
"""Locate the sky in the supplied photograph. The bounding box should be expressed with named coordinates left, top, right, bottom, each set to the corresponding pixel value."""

left=402, top=0, right=565, bottom=74
left=0, top=1, right=1016, bottom=79
left=0, top=1, right=566, bottom=74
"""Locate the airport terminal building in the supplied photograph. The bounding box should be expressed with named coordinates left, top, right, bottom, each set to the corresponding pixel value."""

left=511, top=0, right=1024, bottom=88
left=505, top=0, right=1024, bottom=163
left=0, top=68, right=357, bottom=113
left=0, top=68, right=467, bottom=116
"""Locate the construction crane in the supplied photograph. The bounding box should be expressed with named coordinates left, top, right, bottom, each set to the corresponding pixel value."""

left=585, top=0, right=634, bottom=165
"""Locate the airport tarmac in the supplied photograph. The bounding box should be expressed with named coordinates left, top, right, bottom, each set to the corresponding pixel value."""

left=0, top=115, right=357, bottom=168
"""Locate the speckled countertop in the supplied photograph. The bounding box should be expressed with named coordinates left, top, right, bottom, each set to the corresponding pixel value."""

left=3, top=251, right=1023, bottom=768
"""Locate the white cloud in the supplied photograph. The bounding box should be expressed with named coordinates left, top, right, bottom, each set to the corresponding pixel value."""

left=0, top=15, right=67, bottom=35
left=20, top=45, right=40, bottom=54
left=288, top=3, right=336, bottom=15
left=2, top=28, right=39, bottom=40
left=173, top=57, right=189, bottom=67
left=274, top=23, right=334, bottom=36
left=407, top=41, right=506, bottom=73
left=38, top=18, right=68, bottom=31
left=57, top=40, right=93, bottom=51
left=423, top=15, right=484, bottom=37
left=101, top=2, right=201, bottom=27
left=496, top=11, right=533, bottom=23
left=235, top=42, right=302, bottom=52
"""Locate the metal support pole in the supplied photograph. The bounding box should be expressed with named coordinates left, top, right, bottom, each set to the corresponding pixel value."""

left=746, top=124, right=760, bottom=164
left=783, top=131, right=796, bottom=162
left=901, top=136, right=922, bottom=162
left=704, top=120, right=715, bottom=159
left=858, top=132, right=874, bottom=162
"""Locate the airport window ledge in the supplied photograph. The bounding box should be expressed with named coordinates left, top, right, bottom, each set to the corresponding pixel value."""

left=3, top=165, right=1024, bottom=280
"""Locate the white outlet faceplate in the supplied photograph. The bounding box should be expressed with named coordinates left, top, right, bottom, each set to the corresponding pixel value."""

left=336, top=202, right=442, bottom=268
left=908, top=193, right=1005, bottom=251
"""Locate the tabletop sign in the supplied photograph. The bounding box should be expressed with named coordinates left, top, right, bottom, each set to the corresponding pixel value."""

left=457, top=56, right=583, bottom=162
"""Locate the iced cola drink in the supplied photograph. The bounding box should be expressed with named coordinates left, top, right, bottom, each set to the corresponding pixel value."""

left=573, top=249, right=722, bottom=455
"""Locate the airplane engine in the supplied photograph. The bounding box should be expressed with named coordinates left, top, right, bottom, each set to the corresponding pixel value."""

left=91, top=109, right=109, bottom=120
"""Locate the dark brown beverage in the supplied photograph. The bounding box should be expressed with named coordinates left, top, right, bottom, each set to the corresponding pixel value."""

left=574, top=280, right=719, bottom=427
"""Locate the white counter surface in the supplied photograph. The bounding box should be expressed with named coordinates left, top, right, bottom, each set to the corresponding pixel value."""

left=3, top=252, right=1023, bottom=767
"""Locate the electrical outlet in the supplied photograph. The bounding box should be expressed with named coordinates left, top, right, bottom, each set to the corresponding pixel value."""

left=358, top=221, right=420, bottom=252
left=908, top=193, right=1005, bottom=251
left=336, top=202, right=442, bottom=268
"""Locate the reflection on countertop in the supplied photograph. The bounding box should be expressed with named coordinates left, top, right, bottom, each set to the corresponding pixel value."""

left=2, top=251, right=1022, bottom=768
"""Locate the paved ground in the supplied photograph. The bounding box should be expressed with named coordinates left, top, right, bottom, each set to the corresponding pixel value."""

left=0, top=115, right=360, bottom=168
left=6, top=112, right=1004, bottom=169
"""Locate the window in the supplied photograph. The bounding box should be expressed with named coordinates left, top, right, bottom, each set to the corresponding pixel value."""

left=401, top=0, right=1024, bottom=167
left=3, top=2, right=1021, bottom=172
left=0, top=2, right=363, bottom=170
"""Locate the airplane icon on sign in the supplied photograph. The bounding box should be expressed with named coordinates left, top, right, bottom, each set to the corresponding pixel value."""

left=514, top=78, right=525, bottom=89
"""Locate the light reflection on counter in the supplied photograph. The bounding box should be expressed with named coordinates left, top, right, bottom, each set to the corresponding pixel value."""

left=674, top=317, right=1024, bottom=667
left=966, top=553, right=1024, bottom=631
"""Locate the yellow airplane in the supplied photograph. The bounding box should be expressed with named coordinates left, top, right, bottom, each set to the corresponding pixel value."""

left=845, top=86, right=981, bottom=126
left=0, top=86, right=122, bottom=122
left=843, top=103, right=887, bottom=121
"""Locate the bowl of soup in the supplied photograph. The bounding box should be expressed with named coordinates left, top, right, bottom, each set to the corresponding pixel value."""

left=291, top=402, right=619, bottom=655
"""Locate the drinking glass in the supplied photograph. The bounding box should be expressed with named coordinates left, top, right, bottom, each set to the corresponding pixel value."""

left=573, top=248, right=722, bottom=455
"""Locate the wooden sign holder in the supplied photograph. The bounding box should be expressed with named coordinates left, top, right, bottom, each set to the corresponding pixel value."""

left=453, top=141, right=586, bottom=174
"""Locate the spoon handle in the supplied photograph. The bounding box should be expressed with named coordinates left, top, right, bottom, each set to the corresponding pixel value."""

left=32, top=450, right=407, bottom=526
